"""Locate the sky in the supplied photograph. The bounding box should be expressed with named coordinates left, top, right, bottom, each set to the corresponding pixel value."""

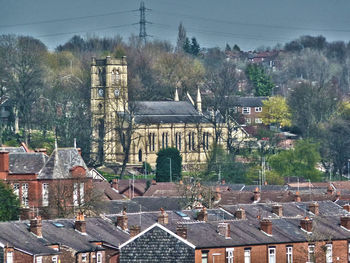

left=0, top=0, right=350, bottom=51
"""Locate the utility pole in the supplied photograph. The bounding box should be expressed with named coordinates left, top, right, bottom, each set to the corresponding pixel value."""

left=138, top=1, right=151, bottom=44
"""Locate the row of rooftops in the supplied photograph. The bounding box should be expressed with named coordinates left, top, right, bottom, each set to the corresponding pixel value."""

left=2, top=200, right=350, bottom=255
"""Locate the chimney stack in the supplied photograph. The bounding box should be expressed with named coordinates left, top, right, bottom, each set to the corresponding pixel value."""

left=176, top=224, right=187, bottom=239
left=151, top=179, right=157, bottom=185
left=214, top=187, right=221, bottom=202
left=308, top=202, right=319, bottom=215
left=260, top=219, right=272, bottom=235
left=111, top=179, right=119, bottom=191
left=30, top=216, right=43, bottom=238
left=75, top=212, right=86, bottom=234
left=253, top=187, right=260, bottom=202
left=327, top=184, right=334, bottom=195
left=300, top=217, right=313, bottom=232
left=197, top=207, right=208, bottom=222
left=0, top=151, right=9, bottom=179
left=116, top=210, right=128, bottom=231
left=235, top=208, right=246, bottom=220
left=158, top=208, right=169, bottom=225
left=129, top=225, right=141, bottom=237
left=218, top=223, right=231, bottom=239
left=343, top=204, right=350, bottom=212
left=35, top=148, right=47, bottom=155
left=340, top=216, right=350, bottom=230
left=272, top=204, right=283, bottom=217
left=294, top=191, right=301, bottom=202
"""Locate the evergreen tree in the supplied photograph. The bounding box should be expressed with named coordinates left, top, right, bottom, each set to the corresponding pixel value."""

left=183, top=37, right=191, bottom=54
left=245, top=64, right=274, bottom=96
left=225, top=43, right=231, bottom=52
left=233, top=44, right=241, bottom=52
left=0, top=182, right=20, bottom=221
left=156, top=148, right=182, bottom=182
left=191, top=37, right=200, bottom=56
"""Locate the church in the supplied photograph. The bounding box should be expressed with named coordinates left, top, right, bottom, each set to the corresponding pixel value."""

left=90, top=56, right=247, bottom=167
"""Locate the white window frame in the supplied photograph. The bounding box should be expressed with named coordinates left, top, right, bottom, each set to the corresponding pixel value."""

left=246, top=118, right=251, bottom=124
left=52, top=255, right=58, bottom=263
left=73, top=183, right=78, bottom=206
left=268, top=247, right=276, bottom=263
left=244, top=249, right=251, bottom=263
left=96, top=252, right=102, bottom=263
left=82, top=253, right=87, bottom=262
left=325, top=244, right=332, bottom=263
left=7, top=251, right=13, bottom=263
left=42, top=183, right=49, bottom=207
left=308, top=245, right=315, bottom=263
left=255, top=118, right=262, bottom=124
left=242, top=107, right=251, bottom=115
left=22, top=183, right=29, bottom=208
left=226, top=248, right=234, bottom=263
left=255, top=107, right=262, bottom=112
left=79, top=183, right=84, bottom=204
left=13, top=183, right=19, bottom=197
left=286, top=246, right=293, bottom=263
left=36, top=256, right=42, bottom=263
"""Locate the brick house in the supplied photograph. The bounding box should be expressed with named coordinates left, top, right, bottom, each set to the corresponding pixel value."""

left=230, top=97, right=268, bottom=126
left=0, top=146, right=93, bottom=218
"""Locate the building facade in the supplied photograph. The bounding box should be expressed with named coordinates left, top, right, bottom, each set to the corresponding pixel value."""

left=90, top=56, right=246, bottom=167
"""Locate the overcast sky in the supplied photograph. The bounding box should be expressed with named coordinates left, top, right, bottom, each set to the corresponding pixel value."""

left=0, top=0, right=350, bottom=51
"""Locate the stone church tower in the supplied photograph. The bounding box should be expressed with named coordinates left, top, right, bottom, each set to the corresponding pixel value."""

left=90, top=56, right=128, bottom=164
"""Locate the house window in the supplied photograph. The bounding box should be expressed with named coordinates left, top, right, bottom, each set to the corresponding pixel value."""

left=82, top=254, right=87, bottom=262
left=201, top=251, right=208, bottom=263
left=245, top=118, right=251, bottom=124
left=325, top=244, right=332, bottom=263
left=175, top=132, right=181, bottom=151
left=36, top=256, right=42, bottom=263
left=268, top=247, right=276, bottom=263
left=148, top=133, right=155, bottom=152
left=7, top=252, right=13, bottom=263
left=203, top=132, right=209, bottom=150
left=255, top=118, right=262, bottom=124
left=188, top=132, right=195, bottom=151
left=308, top=245, right=315, bottom=263
left=226, top=248, right=234, bottom=263
left=286, top=246, right=293, bottom=263
left=80, top=183, right=84, bottom=204
left=162, top=132, right=168, bottom=148
left=73, top=183, right=78, bottom=206
left=52, top=256, right=58, bottom=263
left=42, top=183, right=49, bottom=207
left=242, top=107, right=251, bottom=114
left=255, top=107, right=262, bottom=112
left=13, top=183, right=19, bottom=197
left=96, top=252, right=102, bottom=263
left=22, top=183, right=29, bottom=208
left=244, top=249, right=251, bottom=263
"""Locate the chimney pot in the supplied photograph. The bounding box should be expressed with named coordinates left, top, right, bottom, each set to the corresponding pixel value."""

left=30, top=216, right=42, bottom=238
left=176, top=224, right=187, bottom=239
left=116, top=210, right=128, bottom=231
left=235, top=208, right=246, bottom=220
left=343, top=204, right=350, bottom=212
left=308, top=202, right=319, bottom=215
left=300, top=217, right=313, bottom=232
left=158, top=208, right=169, bottom=225
left=75, top=212, right=86, bottom=234
left=197, top=207, right=208, bottom=222
left=218, top=222, right=231, bottom=239
left=214, top=187, right=221, bottom=202
left=260, top=219, right=272, bottom=235
left=294, top=191, right=301, bottom=202
left=272, top=204, right=283, bottom=217
left=253, top=187, right=260, bottom=201
left=151, top=179, right=157, bottom=185
left=129, top=225, right=141, bottom=237
left=340, top=216, right=350, bottom=230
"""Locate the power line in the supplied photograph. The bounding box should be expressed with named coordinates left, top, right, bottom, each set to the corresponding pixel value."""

left=0, top=10, right=135, bottom=28
left=152, top=9, right=350, bottom=34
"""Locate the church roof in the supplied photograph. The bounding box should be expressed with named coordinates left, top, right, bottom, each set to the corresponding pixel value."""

left=132, top=101, right=207, bottom=124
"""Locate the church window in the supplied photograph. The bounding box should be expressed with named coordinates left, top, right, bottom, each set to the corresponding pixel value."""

left=162, top=132, right=168, bottom=148
left=111, top=68, right=120, bottom=84
left=188, top=132, right=195, bottom=151
left=148, top=133, right=155, bottom=152
left=175, top=132, right=181, bottom=151
left=203, top=132, right=209, bottom=150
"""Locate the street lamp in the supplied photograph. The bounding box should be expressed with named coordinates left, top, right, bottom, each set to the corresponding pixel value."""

left=167, top=157, right=172, bottom=182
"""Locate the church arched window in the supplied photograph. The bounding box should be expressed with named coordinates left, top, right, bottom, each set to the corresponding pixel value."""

left=111, top=68, right=120, bottom=84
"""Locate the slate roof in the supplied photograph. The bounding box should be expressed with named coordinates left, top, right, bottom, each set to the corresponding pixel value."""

left=231, top=96, right=268, bottom=107
left=0, top=146, right=26, bottom=153
left=132, top=197, right=185, bottom=211
left=118, top=179, right=148, bottom=195
left=132, top=101, right=207, bottom=124
left=93, top=181, right=126, bottom=201
left=9, top=153, right=48, bottom=174
left=143, top=182, right=181, bottom=197
left=38, top=148, right=92, bottom=179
